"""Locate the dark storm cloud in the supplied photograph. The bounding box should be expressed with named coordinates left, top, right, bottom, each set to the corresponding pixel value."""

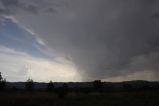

left=1, top=0, right=19, bottom=6
left=44, top=0, right=159, bottom=80
left=0, top=0, right=57, bottom=17
left=0, top=0, right=30, bottom=15
left=1, top=0, right=159, bottom=81
left=41, top=0, right=159, bottom=80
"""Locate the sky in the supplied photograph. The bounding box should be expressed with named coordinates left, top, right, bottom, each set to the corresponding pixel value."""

left=0, top=0, right=159, bottom=82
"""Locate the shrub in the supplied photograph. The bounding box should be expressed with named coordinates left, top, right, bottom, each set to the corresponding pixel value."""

left=57, top=83, right=68, bottom=98
left=93, top=80, right=103, bottom=89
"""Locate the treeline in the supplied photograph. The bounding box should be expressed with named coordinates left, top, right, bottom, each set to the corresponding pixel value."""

left=0, top=72, right=67, bottom=91
left=0, top=72, right=104, bottom=91
left=1, top=72, right=159, bottom=91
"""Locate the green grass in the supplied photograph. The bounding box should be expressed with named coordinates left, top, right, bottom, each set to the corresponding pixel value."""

left=0, top=90, right=159, bottom=106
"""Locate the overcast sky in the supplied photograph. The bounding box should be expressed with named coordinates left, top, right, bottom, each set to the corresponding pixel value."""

left=0, top=0, right=159, bottom=82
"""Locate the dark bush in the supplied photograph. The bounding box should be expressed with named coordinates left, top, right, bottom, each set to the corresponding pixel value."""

left=62, top=83, right=68, bottom=89
left=93, top=80, right=103, bottom=89
left=123, top=84, right=132, bottom=89
left=56, top=83, right=68, bottom=98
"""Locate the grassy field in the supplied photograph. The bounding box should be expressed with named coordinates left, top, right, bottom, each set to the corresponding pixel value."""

left=0, top=90, right=159, bottom=106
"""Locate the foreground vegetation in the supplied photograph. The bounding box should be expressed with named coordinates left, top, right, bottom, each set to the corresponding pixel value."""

left=0, top=89, right=159, bottom=106
left=1, top=72, right=159, bottom=106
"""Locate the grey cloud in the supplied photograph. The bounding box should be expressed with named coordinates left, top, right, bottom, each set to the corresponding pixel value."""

left=2, top=0, right=159, bottom=81
left=1, top=0, right=19, bottom=7
left=42, top=0, right=159, bottom=81
left=48, top=0, right=159, bottom=80
left=0, top=0, right=57, bottom=17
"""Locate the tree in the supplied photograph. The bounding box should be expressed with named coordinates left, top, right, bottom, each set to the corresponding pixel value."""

left=25, top=78, right=34, bottom=91
left=47, top=80, right=54, bottom=90
left=0, top=72, right=6, bottom=90
left=93, top=80, right=103, bottom=89
left=0, top=72, right=2, bottom=81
